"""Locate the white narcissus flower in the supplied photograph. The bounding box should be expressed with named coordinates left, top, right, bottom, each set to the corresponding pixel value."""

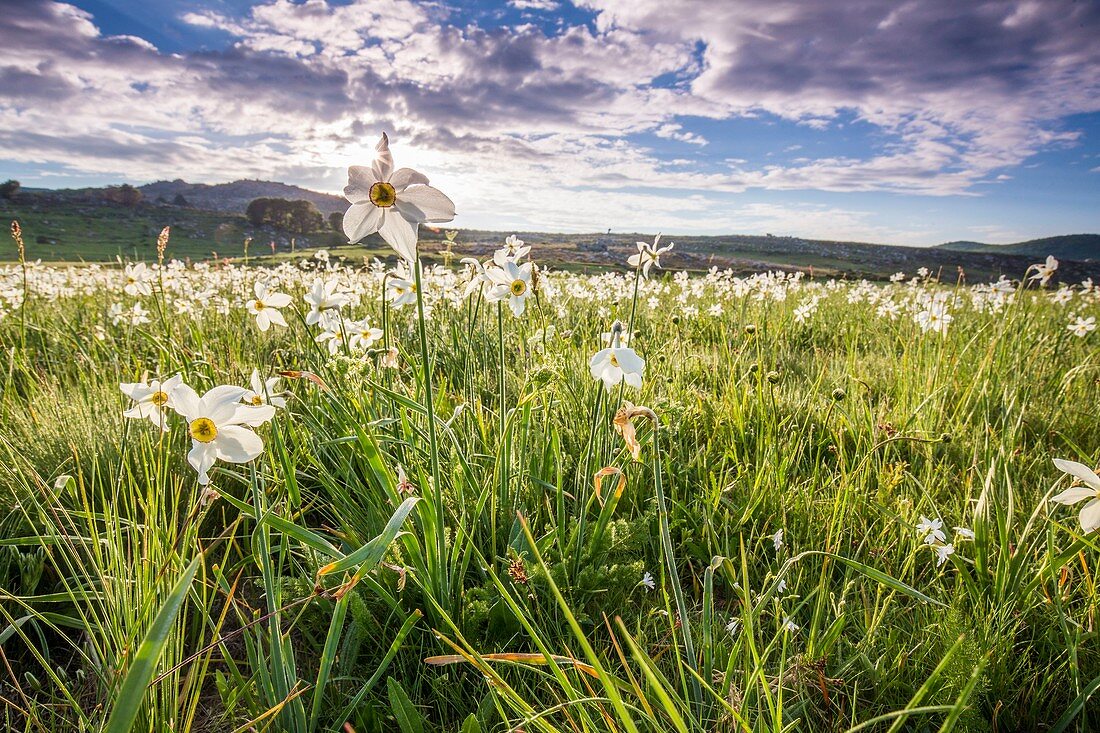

left=1067, top=316, right=1096, bottom=337
left=1051, top=287, right=1074, bottom=305
left=640, top=571, right=655, bottom=591
left=246, top=281, right=291, bottom=332
left=590, top=324, right=645, bottom=390
left=934, top=543, right=955, bottom=567
left=498, top=234, right=530, bottom=263
left=304, top=279, right=348, bottom=326
left=627, top=234, right=674, bottom=279
left=1050, top=458, right=1100, bottom=532
left=315, top=312, right=350, bottom=355
left=123, top=262, right=154, bottom=297
left=460, top=257, right=492, bottom=298
left=772, top=529, right=784, bottom=551
left=342, top=133, right=456, bottom=262
left=170, top=384, right=275, bottom=485
left=242, top=369, right=286, bottom=409
left=485, top=258, right=534, bottom=317
left=1028, top=255, right=1058, bottom=285
left=111, top=302, right=152, bottom=326
left=346, top=317, right=384, bottom=351
left=387, top=269, right=417, bottom=309
left=121, top=374, right=183, bottom=432
left=915, top=303, right=952, bottom=334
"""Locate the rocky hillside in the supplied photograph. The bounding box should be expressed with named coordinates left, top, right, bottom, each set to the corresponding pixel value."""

left=139, top=179, right=347, bottom=214
left=937, top=234, right=1100, bottom=261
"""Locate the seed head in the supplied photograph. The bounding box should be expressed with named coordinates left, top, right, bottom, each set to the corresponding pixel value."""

left=10, top=220, right=24, bottom=262
left=507, top=557, right=529, bottom=585
left=156, top=226, right=170, bottom=263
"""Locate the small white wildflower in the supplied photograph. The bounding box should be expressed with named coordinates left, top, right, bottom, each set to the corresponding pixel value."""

left=953, top=526, right=975, bottom=540
left=1067, top=316, right=1096, bottom=337
left=916, top=516, right=946, bottom=545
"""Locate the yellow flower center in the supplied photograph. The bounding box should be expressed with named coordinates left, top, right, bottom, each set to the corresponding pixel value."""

left=609, top=353, right=620, bottom=367
left=253, top=300, right=265, bottom=310
left=189, top=417, right=218, bottom=443
left=510, top=279, right=527, bottom=297
left=151, top=391, right=169, bottom=406
left=369, top=181, right=397, bottom=208
left=250, top=395, right=263, bottom=406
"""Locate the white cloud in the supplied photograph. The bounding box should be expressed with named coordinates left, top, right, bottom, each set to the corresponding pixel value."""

left=578, top=0, right=1100, bottom=194
left=654, top=124, right=707, bottom=146
left=509, top=0, right=561, bottom=10
left=0, top=0, right=1097, bottom=243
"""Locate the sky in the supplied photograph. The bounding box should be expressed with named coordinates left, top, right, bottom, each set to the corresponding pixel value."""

left=1, top=0, right=1098, bottom=246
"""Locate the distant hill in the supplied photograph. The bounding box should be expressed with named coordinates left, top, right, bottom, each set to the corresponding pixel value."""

left=138, top=179, right=347, bottom=215
left=444, top=229, right=1100, bottom=282
left=4, top=181, right=1100, bottom=282
left=937, top=234, right=1100, bottom=261
left=0, top=186, right=347, bottom=262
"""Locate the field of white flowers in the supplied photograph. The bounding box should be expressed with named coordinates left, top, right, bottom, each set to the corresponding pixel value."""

left=2, top=135, right=1099, bottom=732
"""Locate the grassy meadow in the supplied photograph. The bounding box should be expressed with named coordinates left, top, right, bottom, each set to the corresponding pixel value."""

left=1, top=230, right=1099, bottom=732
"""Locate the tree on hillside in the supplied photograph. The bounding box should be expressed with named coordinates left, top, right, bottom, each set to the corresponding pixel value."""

left=245, top=198, right=271, bottom=226
left=246, top=198, right=325, bottom=234
left=329, top=212, right=343, bottom=233
left=102, top=184, right=143, bottom=207
left=287, top=200, right=324, bottom=234
left=0, top=180, right=20, bottom=199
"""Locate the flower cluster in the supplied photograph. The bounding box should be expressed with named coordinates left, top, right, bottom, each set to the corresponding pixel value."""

left=121, top=371, right=280, bottom=485
left=914, top=516, right=972, bottom=567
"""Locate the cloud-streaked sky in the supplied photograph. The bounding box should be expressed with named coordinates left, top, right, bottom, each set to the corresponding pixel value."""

left=2, top=0, right=1098, bottom=245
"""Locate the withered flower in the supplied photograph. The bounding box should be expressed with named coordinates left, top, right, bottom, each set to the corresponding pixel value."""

left=613, top=402, right=657, bottom=462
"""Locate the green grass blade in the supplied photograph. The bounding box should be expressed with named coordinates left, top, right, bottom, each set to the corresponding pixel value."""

left=103, top=555, right=201, bottom=733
